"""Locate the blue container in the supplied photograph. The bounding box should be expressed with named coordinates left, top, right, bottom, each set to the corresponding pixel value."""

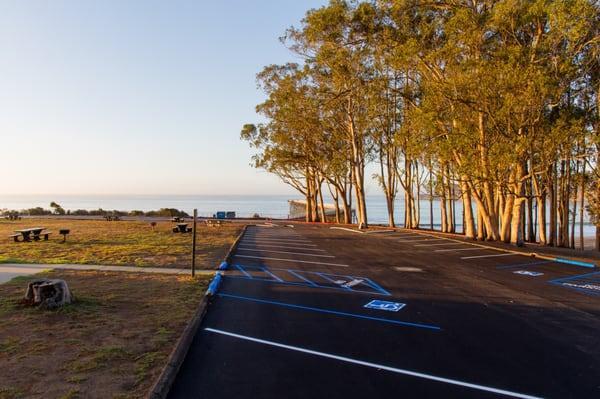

left=216, top=211, right=226, bottom=219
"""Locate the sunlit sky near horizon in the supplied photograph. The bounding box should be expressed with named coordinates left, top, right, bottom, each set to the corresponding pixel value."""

left=0, top=0, right=336, bottom=195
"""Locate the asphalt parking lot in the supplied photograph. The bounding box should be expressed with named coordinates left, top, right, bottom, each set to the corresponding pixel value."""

left=168, top=224, right=600, bottom=399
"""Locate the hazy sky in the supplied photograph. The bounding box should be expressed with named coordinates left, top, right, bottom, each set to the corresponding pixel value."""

left=0, top=0, right=329, bottom=195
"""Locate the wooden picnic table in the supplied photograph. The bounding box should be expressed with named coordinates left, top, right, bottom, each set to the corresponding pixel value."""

left=174, top=223, right=191, bottom=233
left=12, top=227, right=52, bottom=242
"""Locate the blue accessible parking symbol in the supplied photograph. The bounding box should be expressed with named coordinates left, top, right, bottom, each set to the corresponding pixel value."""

left=513, top=270, right=544, bottom=277
left=364, top=300, right=405, bottom=312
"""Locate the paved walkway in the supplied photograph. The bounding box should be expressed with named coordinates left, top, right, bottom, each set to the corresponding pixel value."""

left=0, top=263, right=212, bottom=284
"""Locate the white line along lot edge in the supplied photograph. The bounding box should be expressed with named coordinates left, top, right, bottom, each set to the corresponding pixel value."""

left=204, top=328, right=542, bottom=399
left=461, top=253, right=515, bottom=260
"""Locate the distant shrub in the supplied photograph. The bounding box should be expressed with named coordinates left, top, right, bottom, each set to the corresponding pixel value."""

left=252, top=213, right=261, bottom=219
left=27, top=207, right=52, bottom=216
left=88, top=209, right=106, bottom=216
left=129, top=210, right=145, bottom=216
left=145, top=208, right=189, bottom=218
left=71, top=209, right=90, bottom=216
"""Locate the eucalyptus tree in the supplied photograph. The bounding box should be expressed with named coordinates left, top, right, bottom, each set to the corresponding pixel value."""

left=284, top=0, right=376, bottom=227
left=241, top=63, right=324, bottom=222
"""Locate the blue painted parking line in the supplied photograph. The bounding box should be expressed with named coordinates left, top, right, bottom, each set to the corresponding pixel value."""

left=549, top=271, right=600, bottom=297
left=216, top=292, right=441, bottom=331
left=287, top=269, right=317, bottom=286
left=496, top=261, right=553, bottom=270
left=262, top=267, right=284, bottom=282
left=228, top=264, right=391, bottom=296
left=235, top=264, right=252, bottom=278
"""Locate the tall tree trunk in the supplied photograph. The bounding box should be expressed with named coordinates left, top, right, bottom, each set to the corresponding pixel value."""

left=510, top=163, right=526, bottom=246
left=548, top=163, right=557, bottom=246
left=532, top=174, right=547, bottom=244
left=317, top=178, right=326, bottom=223
left=305, top=171, right=313, bottom=222
left=580, top=161, right=586, bottom=250
left=429, top=167, right=434, bottom=230
left=461, top=179, right=476, bottom=239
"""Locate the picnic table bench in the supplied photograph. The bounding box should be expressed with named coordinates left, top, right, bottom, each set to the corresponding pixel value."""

left=172, top=223, right=192, bottom=233
left=10, top=227, right=52, bottom=242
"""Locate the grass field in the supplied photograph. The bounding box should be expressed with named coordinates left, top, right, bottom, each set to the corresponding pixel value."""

left=0, top=269, right=211, bottom=399
left=0, top=218, right=241, bottom=268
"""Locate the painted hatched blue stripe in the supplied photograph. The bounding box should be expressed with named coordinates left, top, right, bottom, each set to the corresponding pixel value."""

left=225, top=275, right=389, bottom=296
left=362, top=278, right=391, bottom=296
left=235, top=264, right=252, bottom=278
left=261, top=267, right=283, bottom=282
left=217, top=292, right=441, bottom=331
left=229, top=264, right=390, bottom=296
left=549, top=271, right=600, bottom=283
left=287, top=269, right=317, bottom=286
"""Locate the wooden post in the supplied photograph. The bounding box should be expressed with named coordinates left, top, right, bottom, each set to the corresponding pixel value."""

left=192, top=209, right=197, bottom=277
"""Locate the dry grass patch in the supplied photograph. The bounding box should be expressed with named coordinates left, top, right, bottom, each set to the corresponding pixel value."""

left=0, top=269, right=211, bottom=398
left=0, top=219, right=241, bottom=268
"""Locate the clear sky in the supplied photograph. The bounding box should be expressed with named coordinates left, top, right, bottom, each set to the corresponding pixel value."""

left=0, top=0, right=329, bottom=195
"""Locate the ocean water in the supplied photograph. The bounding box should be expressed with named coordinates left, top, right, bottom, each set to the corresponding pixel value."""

left=0, top=194, right=595, bottom=237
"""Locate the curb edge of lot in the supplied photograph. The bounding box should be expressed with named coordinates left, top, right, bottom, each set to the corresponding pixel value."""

left=222, top=224, right=250, bottom=267
left=146, top=224, right=249, bottom=399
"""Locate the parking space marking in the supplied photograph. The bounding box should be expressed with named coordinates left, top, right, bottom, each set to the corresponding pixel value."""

left=243, top=239, right=317, bottom=246
left=229, top=265, right=390, bottom=295
left=549, top=271, right=600, bottom=297
left=397, top=239, right=446, bottom=243
left=204, top=328, right=542, bottom=399
left=237, top=247, right=335, bottom=258
left=214, top=294, right=439, bottom=330
left=435, top=248, right=484, bottom=252
left=245, top=234, right=303, bottom=239
left=287, top=269, right=318, bottom=286
left=414, top=243, right=467, bottom=247
left=496, top=261, right=554, bottom=270
left=261, top=267, right=284, bottom=282
left=233, top=255, right=349, bottom=267
left=242, top=243, right=326, bottom=252
left=461, top=253, right=515, bottom=260
left=244, top=237, right=314, bottom=243
left=235, top=264, right=252, bottom=278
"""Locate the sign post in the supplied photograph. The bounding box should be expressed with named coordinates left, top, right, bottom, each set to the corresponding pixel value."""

left=192, top=209, right=197, bottom=277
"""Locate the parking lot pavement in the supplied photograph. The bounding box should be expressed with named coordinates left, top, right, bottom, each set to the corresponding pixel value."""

left=168, top=224, right=600, bottom=399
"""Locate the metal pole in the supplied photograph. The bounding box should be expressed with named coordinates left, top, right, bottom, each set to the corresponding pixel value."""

left=192, top=209, right=197, bottom=277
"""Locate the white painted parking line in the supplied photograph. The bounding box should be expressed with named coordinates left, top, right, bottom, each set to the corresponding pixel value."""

left=461, top=253, right=515, bottom=260
left=236, top=247, right=335, bottom=258
left=397, top=239, right=446, bottom=243
left=390, top=234, right=423, bottom=238
left=241, top=244, right=326, bottom=252
left=244, top=237, right=313, bottom=243
left=414, top=243, right=466, bottom=247
left=245, top=234, right=302, bottom=238
left=435, top=248, right=485, bottom=252
left=233, top=255, right=349, bottom=267
left=205, top=328, right=542, bottom=399
left=242, top=239, right=317, bottom=246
